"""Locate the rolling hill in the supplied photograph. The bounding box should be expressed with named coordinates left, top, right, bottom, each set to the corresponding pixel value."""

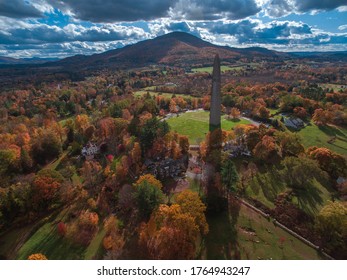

left=55, top=32, right=286, bottom=69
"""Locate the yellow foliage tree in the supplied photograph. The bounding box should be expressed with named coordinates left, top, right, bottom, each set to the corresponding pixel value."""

left=134, top=174, right=162, bottom=190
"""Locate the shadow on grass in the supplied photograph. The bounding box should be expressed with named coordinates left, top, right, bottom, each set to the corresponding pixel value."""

left=230, top=118, right=241, bottom=123
left=255, top=169, right=285, bottom=204
left=18, top=223, right=86, bottom=260
left=330, top=143, right=347, bottom=151
left=294, top=184, right=323, bottom=216
left=319, top=125, right=346, bottom=138
left=205, top=198, right=241, bottom=259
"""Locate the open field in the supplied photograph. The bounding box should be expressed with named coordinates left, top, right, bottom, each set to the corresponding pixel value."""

left=297, top=122, right=347, bottom=156
left=134, top=90, right=190, bottom=99
left=191, top=65, right=243, bottom=74
left=167, top=110, right=251, bottom=144
left=186, top=175, right=322, bottom=259
left=319, top=83, right=346, bottom=91
left=203, top=198, right=322, bottom=260
left=246, top=174, right=333, bottom=216
left=16, top=208, right=105, bottom=260
left=236, top=205, right=322, bottom=259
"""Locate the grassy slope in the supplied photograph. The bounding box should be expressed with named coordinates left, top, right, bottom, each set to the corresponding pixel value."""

left=297, top=122, right=347, bottom=156
left=236, top=205, right=321, bottom=260
left=190, top=183, right=322, bottom=260
left=167, top=111, right=251, bottom=144
left=246, top=175, right=333, bottom=216
left=16, top=208, right=105, bottom=260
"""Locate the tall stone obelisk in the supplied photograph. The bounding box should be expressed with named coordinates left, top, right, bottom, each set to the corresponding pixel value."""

left=209, top=54, right=221, bottom=132
left=205, top=54, right=226, bottom=212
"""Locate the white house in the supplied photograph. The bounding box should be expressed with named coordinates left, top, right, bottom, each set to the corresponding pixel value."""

left=81, top=142, right=99, bottom=160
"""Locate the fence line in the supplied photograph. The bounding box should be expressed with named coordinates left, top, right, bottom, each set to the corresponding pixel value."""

left=235, top=196, right=334, bottom=260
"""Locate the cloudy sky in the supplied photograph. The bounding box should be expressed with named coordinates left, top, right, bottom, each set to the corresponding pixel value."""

left=0, top=0, right=346, bottom=58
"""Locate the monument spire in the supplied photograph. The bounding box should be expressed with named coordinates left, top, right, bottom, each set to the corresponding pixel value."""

left=209, top=54, right=221, bottom=132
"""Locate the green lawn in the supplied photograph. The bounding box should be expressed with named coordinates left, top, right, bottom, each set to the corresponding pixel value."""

left=134, top=90, right=190, bottom=99
left=269, top=108, right=279, bottom=115
left=188, top=180, right=322, bottom=260
left=191, top=65, right=243, bottom=74
left=246, top=173, right=333, bottom=216
left=167, top=111, right=251, bottom=144
left=204, top=201, right=322, bottom=260
left=44, top=151, right=68, bottom=170
left=297, top=122, right=347, bottom=156
left=16, top=208, right=105, bottom=260
left=0, top=224, right=34, bottom=259
left=84, top=228, right=106, bottom=260
left=236, top=205, right=322, bottom=260
left=17, top=220, right=86, bottom=260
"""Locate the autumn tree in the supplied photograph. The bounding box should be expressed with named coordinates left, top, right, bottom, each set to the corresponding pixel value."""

left=316, top=201, right=347, bottom=259
left=28, top=253, right=47, bottom=260
left=230, top=107, right=241, bottom=120
left=258, top=106, right=270, bottom=119
left=75, top=114, right=90, bottom=135
left=102, top=216, right=125, bottom=259
left=253, top=135, right=280, bottom=163
left=57, top=222, right=67, bottom=237
left=275, top=131, right=305, bottom=156
left=31, top=129, right=62, bottom=164
left=169, top=99, right=178, bottom=113
left=175, top=190, right=209, bottom=235
left=312, top=108, right=331, bottom=126
left=80, top=160, right=103, bottom=189
left=178, top=135, right=189, bottom=154
left=293, top=107, right=308, bottom=119
left=134, top=174, right=164, bottom=219
left=139, top=193, right=208, bottom=259
left=66, top=210, right=99, bottom=246
left=307, top=147, right=347, bottom=178
left=32, top=169, right=64, bottom=209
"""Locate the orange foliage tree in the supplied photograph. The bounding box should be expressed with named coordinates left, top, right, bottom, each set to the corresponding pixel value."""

left=230, top=107, right=241, bottom=120
left=102, top=216, right=125, bottom=259
left=32, top=169, right=64, bottom=208
left=307, top=147, right=347, bottom=178
left=28, top=253, right=48, bottom=260
left=253, top=135, right=280, bottom=163
left=67, top=210, right=99, bottom=246
left=139, top=191, right=208, bottom=259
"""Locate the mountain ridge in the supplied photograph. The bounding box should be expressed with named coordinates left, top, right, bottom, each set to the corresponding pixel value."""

left=54, top=32, right=284, bottom=69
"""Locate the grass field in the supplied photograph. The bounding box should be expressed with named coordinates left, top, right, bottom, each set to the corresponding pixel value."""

left=201, top=195, right=322, bottom=259
left=16, top=208, right=105, bottom=260
left=134, top=90, right=190, bottom=99
left=246, top=172, right=333, bottom=216
left=297, top=122, right=347, bottom=156
left=186, top=178, right=322, bottom=260
left=236, top=205, right=322, bottom=259
left=191, top=65, right=243, bottom=74
left=167, top=111, right=251, bottom=144
left=318, top=83, right=346, bottom=91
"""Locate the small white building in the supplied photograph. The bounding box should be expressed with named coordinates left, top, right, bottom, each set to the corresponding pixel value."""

left=81, top=142, right=99, bottom=160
